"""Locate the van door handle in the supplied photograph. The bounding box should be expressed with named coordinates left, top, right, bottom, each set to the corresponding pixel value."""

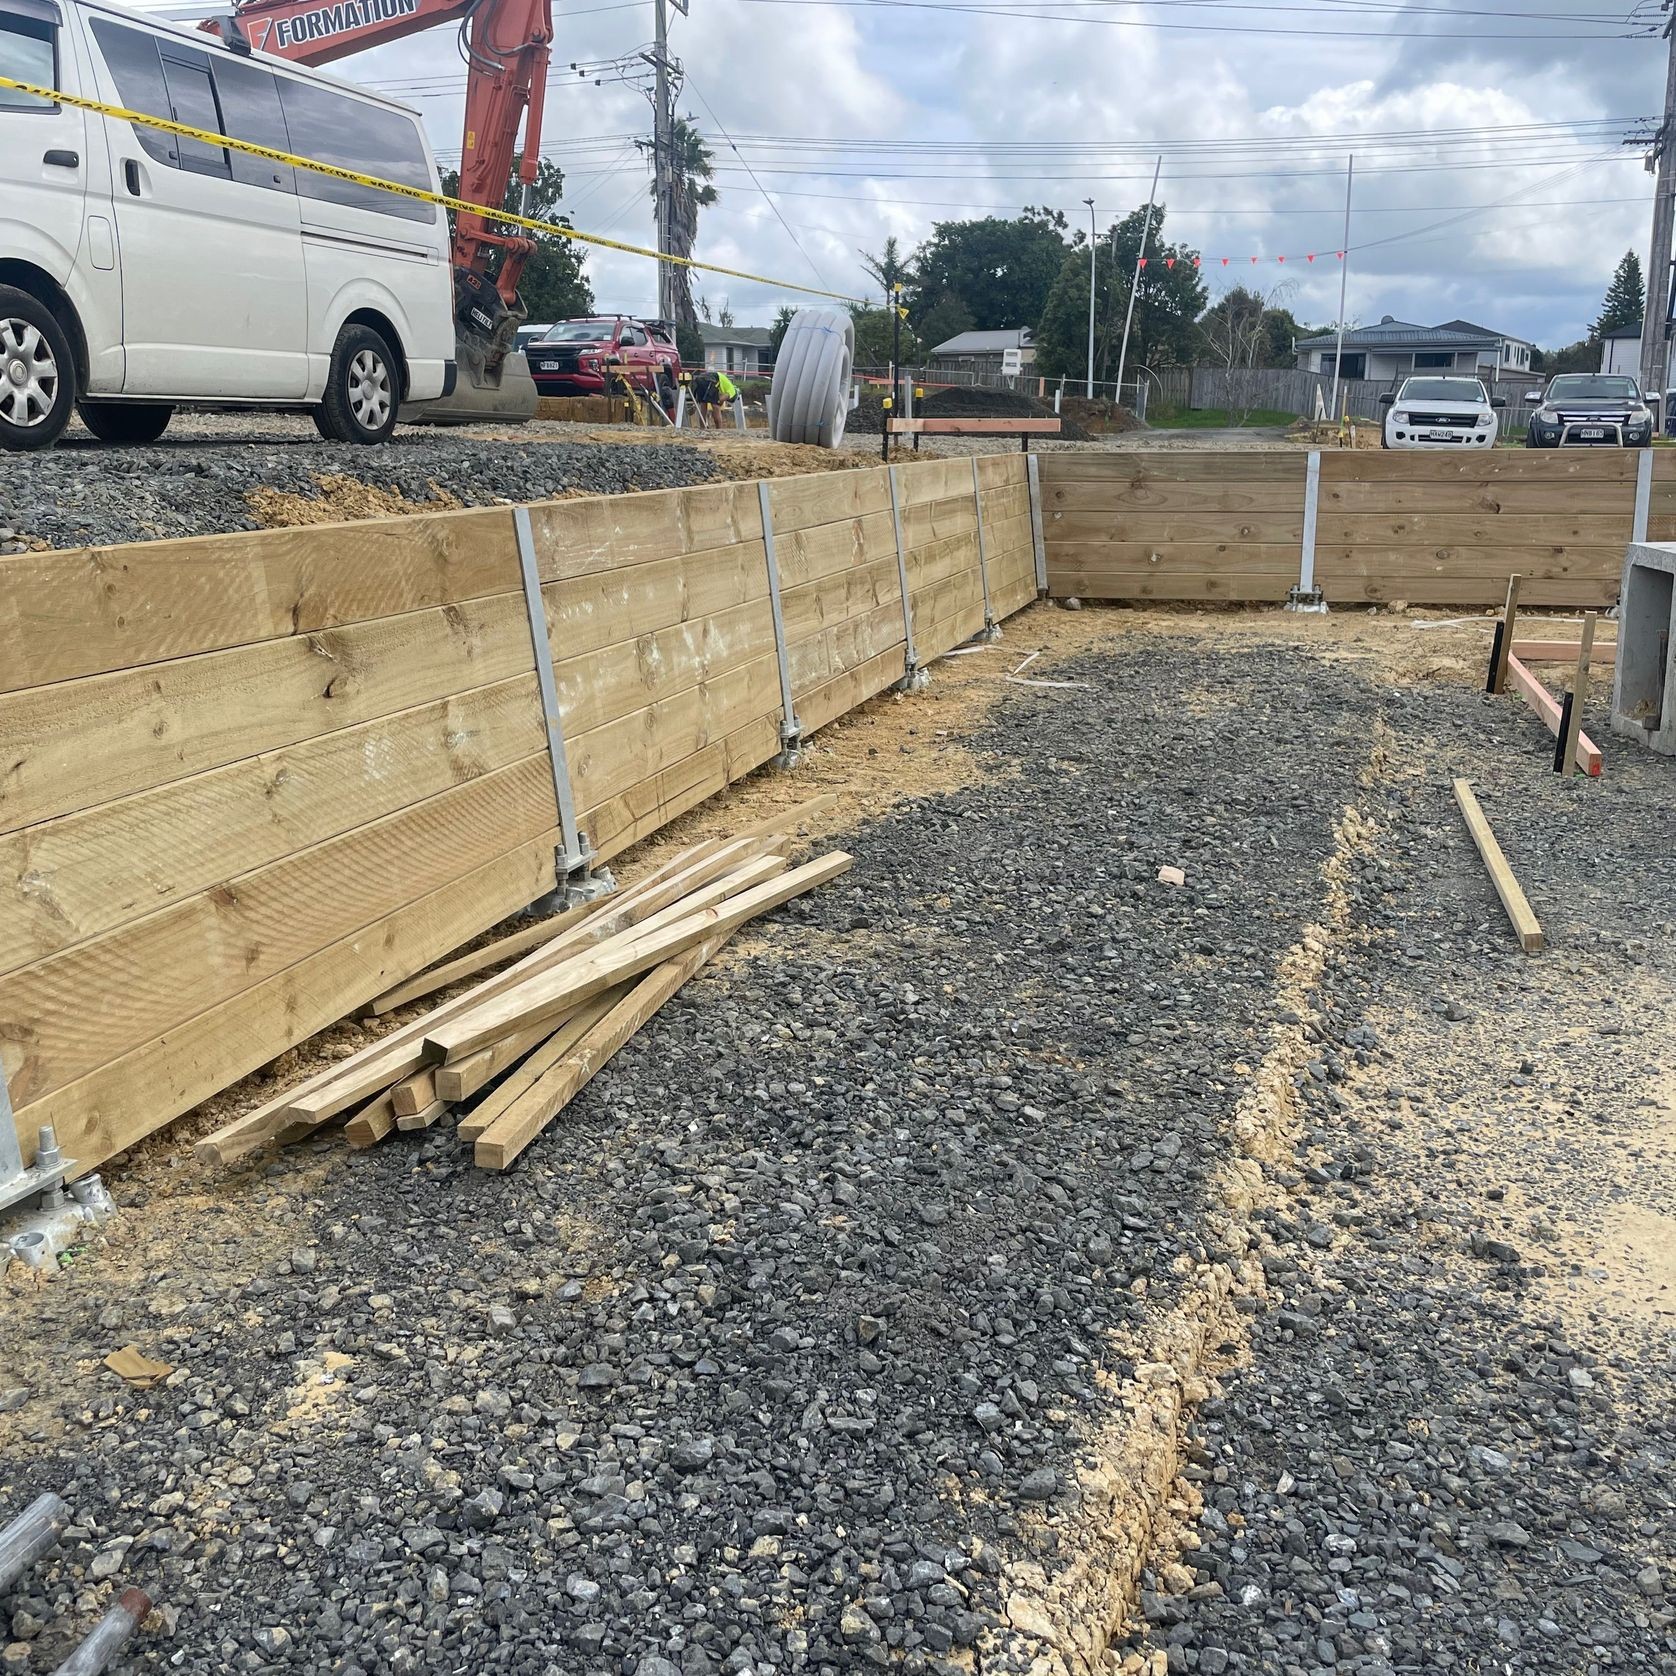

left=124, top=159, right=142, bottom=195
left=43, top=149, right=79, bottom=168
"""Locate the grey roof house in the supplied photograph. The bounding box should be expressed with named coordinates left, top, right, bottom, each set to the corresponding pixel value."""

left=699, top=324, right=775, bottom=374
left=928, top=328, right=1036, bottom=375
left=1295, top=315, right=1533, bottom=381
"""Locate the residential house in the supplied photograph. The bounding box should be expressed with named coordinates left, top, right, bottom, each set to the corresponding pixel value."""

left=1600, top=321, right=1643, bottom=376
left=928, top=328, right=1036, bottom=378
left=699, top=324, right=775, bottom=375
left=1295, top=315, right=1534, bottom=382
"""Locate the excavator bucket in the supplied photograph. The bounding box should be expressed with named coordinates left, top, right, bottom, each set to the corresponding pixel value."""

left=407, top=352, right=538, bottom=426
left=403, top=270, right=538, bottom=426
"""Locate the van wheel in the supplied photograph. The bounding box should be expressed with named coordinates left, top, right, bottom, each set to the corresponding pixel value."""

left=0, top=286, right=76, bottom=452
left=319, top=324, right=399, bottom=445
left=77, top=401, right=173, bottom=445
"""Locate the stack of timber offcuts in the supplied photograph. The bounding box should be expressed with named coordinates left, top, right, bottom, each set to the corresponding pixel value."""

left=197, top=817, right=850, bottom=1172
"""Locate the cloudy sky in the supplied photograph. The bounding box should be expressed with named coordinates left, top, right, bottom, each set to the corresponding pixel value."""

left=184, top=0, right=1669, bottom=346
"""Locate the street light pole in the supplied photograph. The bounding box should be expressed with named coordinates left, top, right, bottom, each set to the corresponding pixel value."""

left=1113, top=154, right=1161, bottom=417
left=1084, top=197, right=1096, bottom=399
left=1328, top=155, right=1354, bottom=424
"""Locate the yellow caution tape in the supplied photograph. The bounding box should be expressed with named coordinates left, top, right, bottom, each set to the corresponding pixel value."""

left=0, top=71, right=863, bottom=305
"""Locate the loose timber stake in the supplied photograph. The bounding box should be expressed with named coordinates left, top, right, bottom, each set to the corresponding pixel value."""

left=396, top=1098, right=448, bottom=1133
left=344, top=1092, right=398, bottom=1149
left=367, top=896, right=607, bottom=1016
left=1489, top=573, right=1522, bottom=695
left=1555, top=612, right=1597, bottom=777
left=391, top=1067, right=438, bottom=1117
left=1504, top=654, right=1603, bottom=777
left=1452, top=779, right=1545, bottom=954
left=474, top=938, right=726, bottom=1170
left=269, top=840, right=779, bottom=1129
left=429, top=852, right=854, bottom=1064
left=455, top=986, right=628, bottom=1142
left=365, top=838, right=733, bottom=1015
left=1511, top=638, right=1616, bottom=667
left=725, top=793, right=839, bottom=844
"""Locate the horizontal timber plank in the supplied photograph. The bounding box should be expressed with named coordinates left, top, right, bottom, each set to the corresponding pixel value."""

left=763, top=468, right=892, bottom=534
left=1314, top=545, right=1623, bottom=583
left=1316, top=513, right=1633, bottom=547
left=1045, top=540, right=1302, bottom=574
left=0, top=590, right=535, bottom=836
left=1037, top=452, right=1308, bottom=484
left=1322, top=479, right=1639, bottom=515
left=976, top=454, right=1028, bottom=491
left=525, top=479, right=760, bottom=582
left=1046, top=511, right=1305, bottom=545
left=0, top=673, right=545, bottom=978
left=1047, top=568, right=1298, bottom=603
left=0, top=507, right=520, bottom=694
left=12, top=832, right=559, bottom=1173
left=1044, top=480, right=1308, bottom=515
left=1314, top=574, right=1618, bottom=607
left=772, top=512, right=897, bottom=593
left=780, top=556, right=902, bottom=645
left=789, top=599, right=906, bottom=694
left=1318, top=450, right=1641, bottom=484
left=1, top=754, right=559, bottom=1106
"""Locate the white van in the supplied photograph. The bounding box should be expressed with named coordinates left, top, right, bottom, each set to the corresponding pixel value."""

left=0, top=0, right=455, bottom=450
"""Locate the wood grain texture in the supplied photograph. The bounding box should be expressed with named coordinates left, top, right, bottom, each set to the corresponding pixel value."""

left=0, top=674, right=545, bottom=977
left=1, top=754, right=560, bottom=1105
left=525, top=479, right=760, bottom=581
left=1316, top=513, right=1632, bottom=547
left=1319, top=450, right=1640, bottom=483
left=0, top=590, right=537, bottom=834
left=1037, top=452, right=1307, bottom=484
left=12, top=832, right=559, bottom=1172
left=1452, top=779, right=1545, bottom=953
left=1504, top=654, right=1603, bottom=774
left=0, top=508, right=521, bottom=694
left=1045, top=480, right=1308, bottom=515
left=1046, top=510, right=1305, bottom=545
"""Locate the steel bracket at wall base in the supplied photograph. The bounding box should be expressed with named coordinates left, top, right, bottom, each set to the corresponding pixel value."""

left=757, top=481, right=805, bottom=769
left=513, top=505, right=612, bottom=905
left=1284, top=451, right=1327, bottom=613
left=0, top=1105, right=117, bottom=1271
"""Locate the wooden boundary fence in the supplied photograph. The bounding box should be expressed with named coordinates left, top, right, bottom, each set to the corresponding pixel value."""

left=1039, top=448, right=1665, bottom=607
left=1, top=454, right=1037, bottom=1174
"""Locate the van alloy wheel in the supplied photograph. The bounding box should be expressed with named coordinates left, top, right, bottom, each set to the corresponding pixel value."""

left=0, top=317, right=58, bottom=430
left=348, top=348, right=392, bottom=431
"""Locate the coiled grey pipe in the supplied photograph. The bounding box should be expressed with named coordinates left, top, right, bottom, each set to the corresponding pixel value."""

left=0, top=1492, right=69, bottom=1593
left=51, top=1586, right=151, bottom=1676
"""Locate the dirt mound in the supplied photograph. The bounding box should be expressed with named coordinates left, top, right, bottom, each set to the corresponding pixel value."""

left=247, top=473, right=464, bottom=528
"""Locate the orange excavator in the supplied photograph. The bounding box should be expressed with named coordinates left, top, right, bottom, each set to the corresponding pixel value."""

left=203, top=0, right=552, bottom=419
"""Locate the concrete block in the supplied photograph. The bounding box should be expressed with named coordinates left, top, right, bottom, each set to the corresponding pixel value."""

left=1610, top=542, right=1676, bottom=755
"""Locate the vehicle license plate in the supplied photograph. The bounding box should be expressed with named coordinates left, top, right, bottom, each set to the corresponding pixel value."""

left=1578, top=427, right=1605, bottom=439
left=540, top=360, right=560, bottom=371
left=1425, top=429, right=1456, bottom=441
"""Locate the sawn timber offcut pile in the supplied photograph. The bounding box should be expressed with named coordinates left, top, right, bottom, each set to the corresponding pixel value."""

left=196, top=813, right=850, bottom=1172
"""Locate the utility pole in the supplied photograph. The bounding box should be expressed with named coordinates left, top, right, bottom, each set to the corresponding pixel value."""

left=652, top=0, right=674, bottom=320
left=1328, top=155, right=1354, bottom=425
left=1639, top=2, right=1676, bottom=408
left=1114, top=154, right=1162, bottom=416
left=1083, top=198, right=1097, bottom=398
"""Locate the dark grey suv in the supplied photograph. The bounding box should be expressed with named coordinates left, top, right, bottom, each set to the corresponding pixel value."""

left=1523, top=374, right=1655, bottom=447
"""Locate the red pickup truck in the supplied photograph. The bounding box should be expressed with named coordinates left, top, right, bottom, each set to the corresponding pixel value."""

left=524, top=316, right=682, bottom=397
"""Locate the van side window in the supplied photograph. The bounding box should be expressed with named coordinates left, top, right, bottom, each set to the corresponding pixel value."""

left=210, top=54, right=294, bottom=193
left=158, top=49, right=230, bottom=178
left=0, top=6, right=56, bottom=112
left=274, top=76, right=436, bottom=224
left=87, top=18, right=176, bottom=168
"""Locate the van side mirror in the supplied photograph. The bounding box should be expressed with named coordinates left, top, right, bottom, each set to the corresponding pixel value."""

left=1522, top=389, right=1541, bottom=402
left=1491, top=397, right=1506, bottom=408
left=1377, top=392, right=1394, bottom=404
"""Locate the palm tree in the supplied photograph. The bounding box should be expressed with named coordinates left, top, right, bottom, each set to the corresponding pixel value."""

left=861, top=236, right=908, bottom=304
left=655, top=118, right=717, bottom=329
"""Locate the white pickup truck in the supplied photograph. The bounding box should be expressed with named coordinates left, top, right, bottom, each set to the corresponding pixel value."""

left=1378, top=376, right=1503, bottom=449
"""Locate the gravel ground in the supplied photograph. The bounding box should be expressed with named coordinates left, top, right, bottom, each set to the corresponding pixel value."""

left=1118, top=670, right=1676, bottom=1675
left=0, top=415, right=721, bottom=550
left=1, top=612, right=1670, bottom=1676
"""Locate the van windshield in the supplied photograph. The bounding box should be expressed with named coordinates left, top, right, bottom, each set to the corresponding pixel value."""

left=1399, top=378, right=1486, bottom=403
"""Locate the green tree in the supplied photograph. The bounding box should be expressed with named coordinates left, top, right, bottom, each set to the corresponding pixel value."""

left=850, top=306, right=919, bottom=367
left=913, top=294, right=974, bottom=355
left=768, top=306, right=796, bottom=361
left=1543, top=338, right=1597, bottom=375
left=1035, top=205, right=1205, bottom=384
left=676, top=322, right=705, bottom=370
left=656, top=118, right=718, bottom=330
left=861, top=236, right=909, bottom=301
left=908, top=210, right=1069, bottom=330
left=1198, top=286, right=1302, bottom=371
left=1593, top=251, right=1645, bottom=339
left=441, top=159, right=593, bottom=323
